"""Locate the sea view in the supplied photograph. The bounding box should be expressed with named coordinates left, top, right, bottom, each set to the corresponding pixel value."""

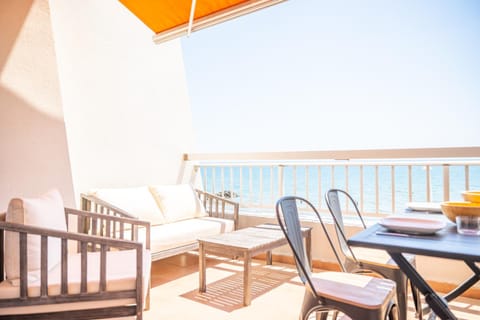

left=199, top=160, right=480, bottom=215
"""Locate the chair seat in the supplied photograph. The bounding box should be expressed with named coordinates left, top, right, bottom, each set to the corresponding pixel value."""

left=0, top=248, right=151, bottom=316
left=349, top=247, right=415, bottom=268
left=311, top=272, right=396, bottom=310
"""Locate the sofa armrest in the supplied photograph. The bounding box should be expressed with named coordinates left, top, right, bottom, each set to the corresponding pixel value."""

left=80, top=193, right=136, bottom=219
left=65, top=207, right=151, bottom=250
left=195, top=189, right=239, bottom=230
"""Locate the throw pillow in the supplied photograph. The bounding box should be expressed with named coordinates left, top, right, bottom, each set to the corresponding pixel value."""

left=5, top=189, right=67, bottom=282
left=149, top=184, right=206, bottom=223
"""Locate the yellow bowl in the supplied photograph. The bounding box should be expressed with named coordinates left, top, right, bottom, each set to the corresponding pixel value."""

left=440, top=201, right=480, bottom=223
left=462, top=191, right=480, bottom=203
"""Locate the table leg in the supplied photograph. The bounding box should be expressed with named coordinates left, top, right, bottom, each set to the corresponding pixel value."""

left=443, top=260, right=480, bottom=302
left=244, top=252, right=252, bottom=306
left=266, top=251, right=272, bottom=265
left=389, top=252, right=456, bottom=320
left=199, top=242, right=206, bottom=292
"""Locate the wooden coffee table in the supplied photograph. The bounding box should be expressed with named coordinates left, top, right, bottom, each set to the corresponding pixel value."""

left=198, top=223, right=312, bottom=306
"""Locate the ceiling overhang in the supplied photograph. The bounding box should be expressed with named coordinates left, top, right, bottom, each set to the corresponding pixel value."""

left=119, top=0, right=286, bottom=44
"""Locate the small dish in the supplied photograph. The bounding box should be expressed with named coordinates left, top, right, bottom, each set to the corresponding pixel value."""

left=379, top=216, right=447, bottom=235
left=405, top=202, right=442, bottom=213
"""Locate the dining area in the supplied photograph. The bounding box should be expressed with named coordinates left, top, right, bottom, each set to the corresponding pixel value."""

left=274, top=189, right=480, bottom=320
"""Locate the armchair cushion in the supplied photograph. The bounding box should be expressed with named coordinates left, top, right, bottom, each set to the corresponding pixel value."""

left=0, top=249, right=151, bottom=298
left=149, top=184, right=206, bottom=223
left=0, top=248, right=151, bottom=315
left=5, top=189, right=66, bottom=281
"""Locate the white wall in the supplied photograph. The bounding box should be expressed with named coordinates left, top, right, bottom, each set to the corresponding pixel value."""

left=0, top=0, right=75, bottom=209
left=49, top=0, right=194, bottom=202
left=0, top=0, right=194, bottom=210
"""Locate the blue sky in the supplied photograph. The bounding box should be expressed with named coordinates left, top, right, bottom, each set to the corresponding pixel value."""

left=181, top=0, right=480, bottom=152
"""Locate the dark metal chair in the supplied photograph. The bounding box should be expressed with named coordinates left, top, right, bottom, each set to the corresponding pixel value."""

left=325, top=188, right=422, bottom=320
left=276, top=195, right=398, bottom=320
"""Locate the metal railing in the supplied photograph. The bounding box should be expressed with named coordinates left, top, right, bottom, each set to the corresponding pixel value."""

left=185, top=147, right=480, bottom=217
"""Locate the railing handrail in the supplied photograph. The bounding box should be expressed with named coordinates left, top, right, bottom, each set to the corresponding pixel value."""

left=185, top=146, right=480, bottom=162
left=192, top=160, right=480, bottom=167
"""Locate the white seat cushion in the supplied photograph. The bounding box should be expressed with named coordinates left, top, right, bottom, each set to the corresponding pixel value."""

left=149, top=184, right=206, bottom=223
left=0, top=248, right=151, bottom=297
left=5, top=189, right=67, bottom=281
left=144, top=217, right=234, bottom=253
left=0, top=249, right=151, bottom=315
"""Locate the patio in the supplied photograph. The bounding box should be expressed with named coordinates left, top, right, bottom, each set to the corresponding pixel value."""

left=1, top=1, right=480, bottom=318
left=143, top=252, right=480, bottom=320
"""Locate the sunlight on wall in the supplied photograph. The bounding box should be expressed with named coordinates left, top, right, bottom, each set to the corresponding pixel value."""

left=0, top=0, right=63, bottom=120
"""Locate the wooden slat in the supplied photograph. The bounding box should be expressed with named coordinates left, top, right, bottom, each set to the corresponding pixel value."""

left=92, top=217, right=98, bottom=235
left=100, top=245, right=107, bottom=292
left=40, top=236, right=48, bottom=297
left=106, top=218, right=111, bottom=238
left=136, top=247, right=143, bottom=318
left=81, top=242, right=88, bottom=293
left=61, top=238, right=68, bottom=295
left=0, top=229, right=4, bottom=282
left=0, top=305, right=137, bottom=320
left=19, top=232, right=27, bottom=298
left=112, top=216, right=117, bottom=239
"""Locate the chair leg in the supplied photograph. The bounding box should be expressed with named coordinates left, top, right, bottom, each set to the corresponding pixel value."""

left=388, top=303, right=399, bottom=320
left=410, top=280, right=423, bottom=320
left=300, top=290, right=320, bottom=320
left=315, top=311, right=329, bottom=320
left=393, top=273, right=409, bottom=320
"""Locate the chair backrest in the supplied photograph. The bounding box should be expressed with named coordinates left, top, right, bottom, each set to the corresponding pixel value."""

left=275, top=196, right=340, bottom=296
left=324, top=189, right=366, bottom=268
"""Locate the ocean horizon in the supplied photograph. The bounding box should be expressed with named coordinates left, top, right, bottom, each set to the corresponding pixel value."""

left=200, top=162, right=480, bottom=214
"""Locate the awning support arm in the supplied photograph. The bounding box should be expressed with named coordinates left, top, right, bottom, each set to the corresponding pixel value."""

left=187, top=0, right=197, bottom=37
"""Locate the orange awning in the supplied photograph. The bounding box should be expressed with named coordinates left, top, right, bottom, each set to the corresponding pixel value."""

left=119, top=0, right=286, bottom=44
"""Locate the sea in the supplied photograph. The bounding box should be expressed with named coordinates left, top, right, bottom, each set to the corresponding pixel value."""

left=199, top=162, right=480, bottom=214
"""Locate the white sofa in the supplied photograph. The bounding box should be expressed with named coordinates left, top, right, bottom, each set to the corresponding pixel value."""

left=80, top=184, right=239, bottom=261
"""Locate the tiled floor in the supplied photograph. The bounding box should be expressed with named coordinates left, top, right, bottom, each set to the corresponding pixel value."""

left=143, top=253, right=480, bottom=320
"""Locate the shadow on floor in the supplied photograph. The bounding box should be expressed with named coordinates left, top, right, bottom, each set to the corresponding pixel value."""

left=180, top=258, right=299, bottom=312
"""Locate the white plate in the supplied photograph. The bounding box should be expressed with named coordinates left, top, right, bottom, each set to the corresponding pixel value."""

left=406, top=201, right=442, bottom=213
left=379, top=216, right=447, bottom=235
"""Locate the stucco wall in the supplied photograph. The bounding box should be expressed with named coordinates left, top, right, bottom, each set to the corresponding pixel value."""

left=49, top=0, right=194, bottom=203
left=0, top=0, right=194, bottom=210
left=0, top=0, right=75, bottom=209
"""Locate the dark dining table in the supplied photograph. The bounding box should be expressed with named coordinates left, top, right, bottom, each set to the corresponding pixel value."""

left=348, top=222, right=480, bottom=320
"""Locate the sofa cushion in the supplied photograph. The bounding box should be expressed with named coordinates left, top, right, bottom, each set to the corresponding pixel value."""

left=91, top=186, right=165, bottom=226
left=5, top=189, right=66, bottom=281
left=149, top=184, right=206, bottom=223
left=142, top=217, right=234, bottom=253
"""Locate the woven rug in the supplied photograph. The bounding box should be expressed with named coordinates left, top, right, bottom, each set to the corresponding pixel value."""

left=181, top=263, right=298, bottom=312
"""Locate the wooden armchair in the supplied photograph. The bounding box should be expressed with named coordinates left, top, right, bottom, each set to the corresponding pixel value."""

left=0, top=191, right=151, bottom=320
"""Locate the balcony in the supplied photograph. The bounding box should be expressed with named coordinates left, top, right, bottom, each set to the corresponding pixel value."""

left=142, top=253, right=480, bottom=319
left=2, top=1, right=480, bottom=318
left=137, top=146, right=480, bottom=319
left=186, top=147, right=480, bottom=216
